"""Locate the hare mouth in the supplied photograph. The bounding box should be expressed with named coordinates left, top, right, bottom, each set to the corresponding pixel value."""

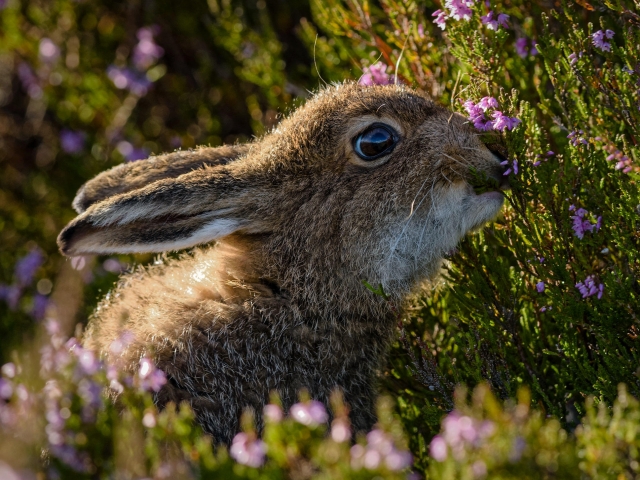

left=468, top=168, right=510, bottom=196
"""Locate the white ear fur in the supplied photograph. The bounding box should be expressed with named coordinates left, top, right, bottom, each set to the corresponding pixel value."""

left=65, top=218, right=243, bottom=255
left=58, top=166, right=260, bottom=256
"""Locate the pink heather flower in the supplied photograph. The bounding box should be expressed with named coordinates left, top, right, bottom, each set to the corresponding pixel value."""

left=70, top=256, right=86, bottom=270
left=138, top=358, right=167, bottom=392
left=331, top=419, right=351, bottom=442
left=571, top=207, right=601, bottom=239
left=430, top=435, right=448, bottom=461
left=515, top=38, right=528, bottom=58
left=109, top=330, right=135, bottom=355
left=432, top=9, right=447, bottom=29
left=350, top=429, right=412, bottom=470
left=76, top=349, right=100, bottom=375
left=477, top=96, right=499, bottom=110
left=230, top=433, right=266, bottom=468
left=492, top=111, right=519, bottom=131
left=1, top=363, right=16, bottom=379
left=385, top=449, right=412, bottom=471
left=472, top=461, right=488, bottom=477
left=575, top=275, right=604, bottom=299
left=506, top=116, right=521, bottom=130
left=39, top=38, right=60, bottom=63
left=445, top=0, right=474, bottom=21
left=290, top=400, right=328, bottom=426
left=263, top=404, right=283, bottom=422
left=133, top=26, right=164, bottom=71
left=0, top=379, right=12, bottom=400
left=592, top=30, right=612, bottom=52
left=481, top=11, right=499, bottom=30
left=417, top=23, right=425, bottom=37
left=536, top=281, right=545, bottom=293
left=359, top=62, right=393, bottom=86
left=142, top=411, right=156, bottom=428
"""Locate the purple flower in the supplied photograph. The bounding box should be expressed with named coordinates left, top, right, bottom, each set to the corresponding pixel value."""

left=530, top=42, right=538, bottom=55
left=133, top=26, right=164, bottom=71
left=290, top=400, right=328, bottom=426
left=39, top=38, right=60, bottom=63
left=481, top=11, right=509, bottom=29
left=430, top=435, right=447, bottom=461
left=432, top=9, right=448, bottom=29
left=107, top=66, right=152, bottom=96
left=576, top=275, right=604, bottom=299
left=263, top=404, right=283, bottom=422
left=536, top=281, right=545, bottom=293
left=109, top=330, right=135, bottom=356
left=75, top=348, right=100, bottom=375
left=478, top=96, right=499, bottom=110
left=17, top=63, right=42, bottom=99
left=1, top=363, right=16, bottom=379
left=515, top=38, right=528, bottom=58
left=567, top=130, right=588, bottom=146
left=592, top=29, right=613, bottom=52
left=60, top=130, right=86, bottom=154
left=571, top=207, right=601, bottom=239
left=103, top=258, right=126, bottom=273
left=331, top=418, right=351, bottom=442
left=15, top=249, right=44, bottom=287
left=138, top=357, right=167, bottom=392
left=385, top=449, right=412, bottom=471
left=359, top=62, right=393, bottom=86
left=501, top=159, right=518, bottom=175
left=31, top=293, right=49, bottom=320
left=0, top=285, right=21, bottom=310
left=445, top=0, right=474, bottom=21
left=230, top=433, right=266, bottom=467
left=116, top=141, right=149, bottom=162
left=0, top=379, right=13, bottom=400
left=481, top=11, right=499, bottom=30
left=78, top=379, right=102, bottom=409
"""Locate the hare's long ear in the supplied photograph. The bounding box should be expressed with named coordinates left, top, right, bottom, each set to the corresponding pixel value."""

left=72, top=144, right=250, bottom=213
left=58, top=165, right=265, bottom=256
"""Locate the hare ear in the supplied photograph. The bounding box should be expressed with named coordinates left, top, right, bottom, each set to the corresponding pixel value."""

left=72, top=144, right=249, bottom=213
left=58, top=165, right=264, bottom=256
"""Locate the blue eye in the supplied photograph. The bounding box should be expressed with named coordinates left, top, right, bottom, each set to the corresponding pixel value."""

left=353, top=124, right=398, bottom=160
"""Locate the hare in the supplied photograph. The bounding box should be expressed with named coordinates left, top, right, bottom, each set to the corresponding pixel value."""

left=58, top=82, right=509, bottom=445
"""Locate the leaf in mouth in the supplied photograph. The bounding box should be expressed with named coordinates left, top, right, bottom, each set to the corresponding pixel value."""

left=468, top=166, right=502, bottom=195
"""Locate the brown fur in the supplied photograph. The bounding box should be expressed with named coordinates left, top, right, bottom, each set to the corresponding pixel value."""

left=58, top=83, right=507, bottom=444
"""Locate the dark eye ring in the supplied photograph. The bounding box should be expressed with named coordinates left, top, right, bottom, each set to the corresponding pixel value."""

left=353, top=123, right=398, bottom=161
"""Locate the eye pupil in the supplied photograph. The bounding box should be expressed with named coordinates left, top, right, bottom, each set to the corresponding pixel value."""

left=354, top=124, right=397, bottom=160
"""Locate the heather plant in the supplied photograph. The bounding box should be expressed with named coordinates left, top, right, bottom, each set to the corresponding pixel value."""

left=1, top=0, right=640, bottom=478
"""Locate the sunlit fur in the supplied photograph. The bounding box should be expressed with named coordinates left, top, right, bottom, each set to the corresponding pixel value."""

left=58, top=83, right=506, bottom=444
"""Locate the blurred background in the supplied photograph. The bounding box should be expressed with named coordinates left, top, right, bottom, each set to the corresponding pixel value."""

left=0, top=0, right=361, bottom=361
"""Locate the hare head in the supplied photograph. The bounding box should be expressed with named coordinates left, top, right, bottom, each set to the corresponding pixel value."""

left=58, top=82, right=508, bottom=441
left=59, top=83, right=507, bottom=312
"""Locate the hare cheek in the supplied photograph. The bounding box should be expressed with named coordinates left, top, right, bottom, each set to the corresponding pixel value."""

left=462, top=191, right=505, bottom=232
